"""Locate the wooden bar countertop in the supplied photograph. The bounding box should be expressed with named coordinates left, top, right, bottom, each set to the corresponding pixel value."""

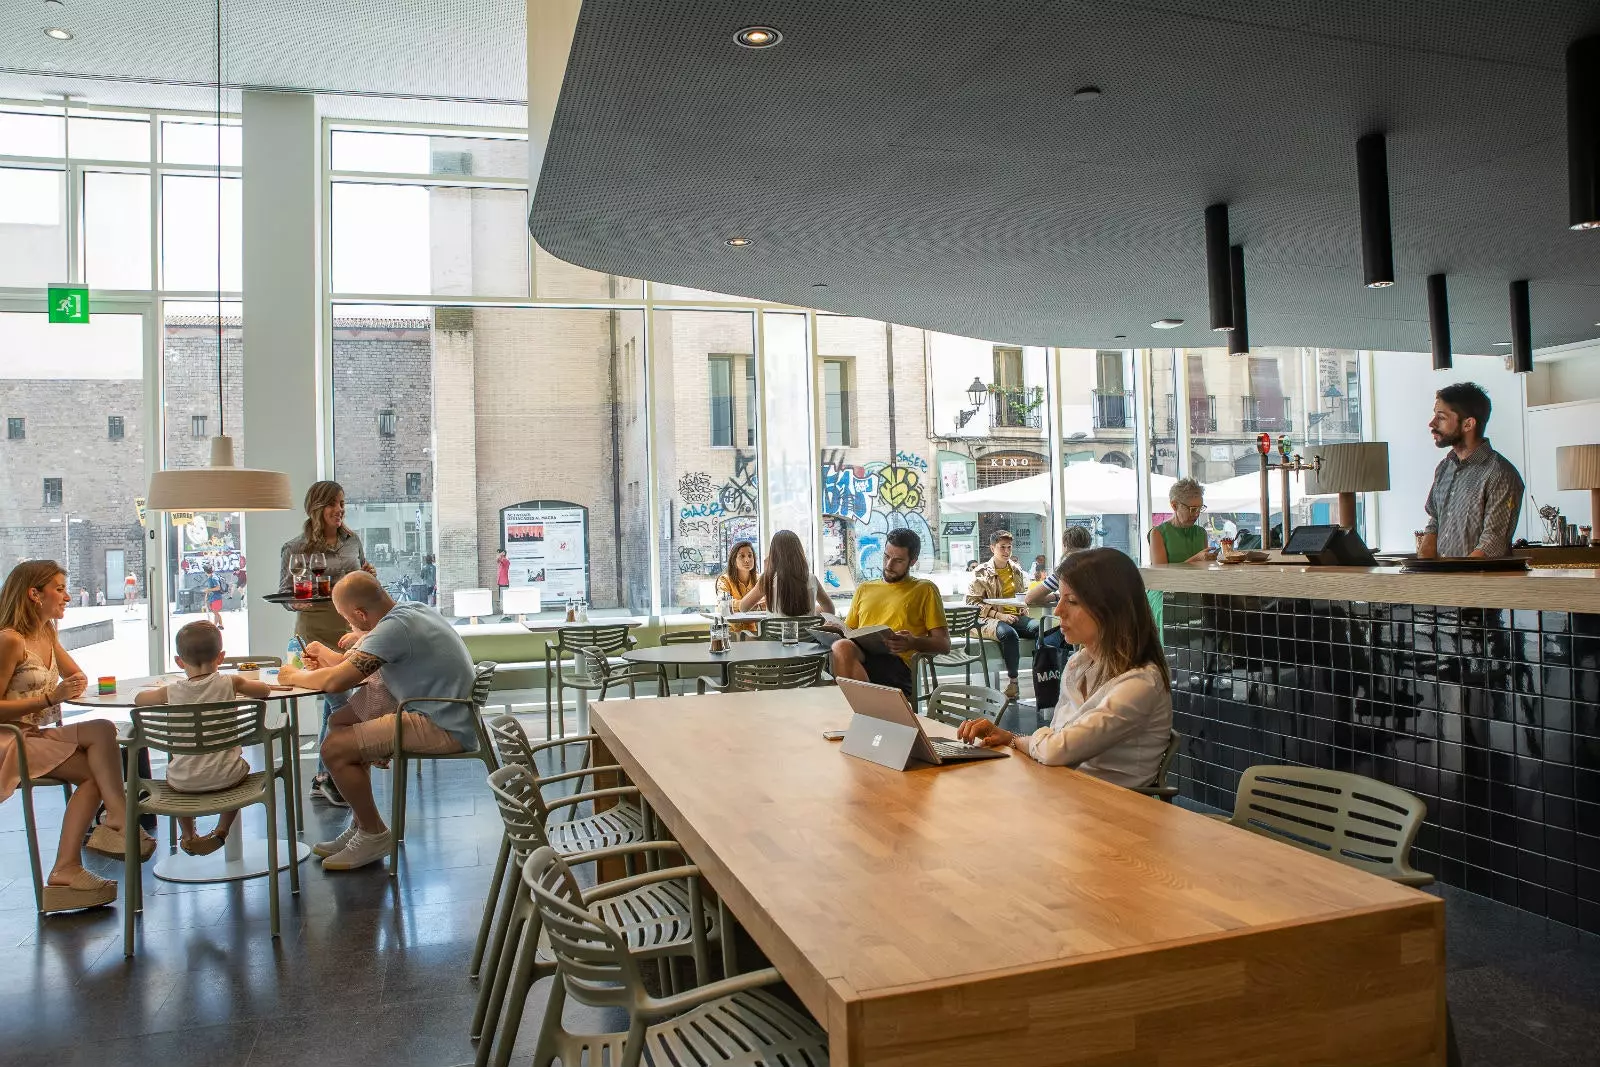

left=592, top=687, right=1445, bottom=1066
left=1143, top=560, right=1600, bottom=614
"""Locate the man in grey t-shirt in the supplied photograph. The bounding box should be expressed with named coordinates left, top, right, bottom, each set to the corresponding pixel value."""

left=279, top=571, right=477, bottom=871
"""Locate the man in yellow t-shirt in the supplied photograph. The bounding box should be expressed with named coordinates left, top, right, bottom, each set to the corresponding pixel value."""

left=826, top=529, right=950, bottom=695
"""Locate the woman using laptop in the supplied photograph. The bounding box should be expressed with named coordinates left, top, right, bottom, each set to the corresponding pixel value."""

left=957, top=548, right=1172, bottom=788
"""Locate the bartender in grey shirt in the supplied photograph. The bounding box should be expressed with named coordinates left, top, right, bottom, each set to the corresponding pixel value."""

left=1419, top=382, right=1525, bottom=559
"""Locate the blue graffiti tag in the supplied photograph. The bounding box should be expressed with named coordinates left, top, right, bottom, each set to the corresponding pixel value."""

left=821, top=464, right=879, bottom=523
left=680, top=502, right=725, bottom=519
left=895, top=450, right=928, bottom=471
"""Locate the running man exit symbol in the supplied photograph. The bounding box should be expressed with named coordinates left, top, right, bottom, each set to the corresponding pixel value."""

left=48, top=284, right=89, bottom=324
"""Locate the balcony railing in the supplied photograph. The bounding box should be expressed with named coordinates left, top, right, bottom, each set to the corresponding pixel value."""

left=1241, top=394, right=1294, bottom=433
left=991, top=387, right=1043, bottom=429
left=1165, top=393, right=1217, bottom=434
left=1091, top=389, right=1134, bottom=430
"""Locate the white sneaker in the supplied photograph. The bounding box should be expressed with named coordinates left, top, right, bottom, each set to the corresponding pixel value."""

left=321, top=829, right=393, bottom=871
left=312, top=818, right=359, bottom=859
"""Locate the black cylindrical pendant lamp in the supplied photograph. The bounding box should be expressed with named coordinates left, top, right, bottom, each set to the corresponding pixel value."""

left=1510, top=280, right=1533, bottom=374
left=1357, top=132, right=1395, bottom=288
left=1427, top=273, right=1452, bottom=370
left=1205, top=203, right=1234, bottom=331
left=1228, top=245, right=1249, bottom=354
left=1568, top=36, right=1600, bottom=230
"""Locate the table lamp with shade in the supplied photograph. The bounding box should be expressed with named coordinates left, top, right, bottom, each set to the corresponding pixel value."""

left=1556, top=444, right=1600, bottom=526
left=1306, top=442, right=1390, bottom=532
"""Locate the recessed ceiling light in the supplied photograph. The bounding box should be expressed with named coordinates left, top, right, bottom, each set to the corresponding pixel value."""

left=1365, top=280, right=1395, bottom=289
left=735, top=26, right=782, bottom=48
left=811, top=283, right=828, bottom=289
left=43, top=26, right=73, bottom=40
left=1493, top=341, right=1512, bottom=347
left=1572, top=220, right=1600, bottom=231
left=1151, top=318, right=1184, bottom=329
left=725, top=236, right=751, bottom=246
left=1113, top=334, right=1126, bottom=340
left=1072, top=86, right=1102, bottom=101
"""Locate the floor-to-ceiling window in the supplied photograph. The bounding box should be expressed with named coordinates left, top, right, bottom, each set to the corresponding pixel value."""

left=0, top=101, right=247, bottom=672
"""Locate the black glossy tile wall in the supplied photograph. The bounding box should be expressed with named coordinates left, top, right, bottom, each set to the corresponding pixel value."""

left=1163, top=592, right=1600, bottom=934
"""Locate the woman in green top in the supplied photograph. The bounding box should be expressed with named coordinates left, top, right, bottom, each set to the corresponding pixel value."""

left=1148, top=478, right=1214, bottom=565
left=1147, top=478, right=1214, bottom=637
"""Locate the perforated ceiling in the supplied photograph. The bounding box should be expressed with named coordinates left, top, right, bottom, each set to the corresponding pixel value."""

left=532, top=0, right=1600, bottom=354
left=0, top=0, right=526, bottom=113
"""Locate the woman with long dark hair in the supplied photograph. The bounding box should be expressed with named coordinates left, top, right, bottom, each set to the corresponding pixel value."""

left=958, top=548, right=1172, bottom=787
left=0, top=560, right=155, bottom=911
left=737, top=529, right=835, bottom=617
left=716, top=541, right=760, bottom=635
left=277, top=480, right=374, bottom=806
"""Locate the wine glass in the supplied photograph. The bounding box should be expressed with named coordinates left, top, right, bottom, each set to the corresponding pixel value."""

left=309, top=551, right=327, bottom=574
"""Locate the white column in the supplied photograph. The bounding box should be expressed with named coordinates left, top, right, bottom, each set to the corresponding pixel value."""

left=241, top=90, right=322, bottom=657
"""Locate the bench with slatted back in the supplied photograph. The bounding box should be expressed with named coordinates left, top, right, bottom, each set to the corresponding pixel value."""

left=1217, top=765, right=1434, bottom=887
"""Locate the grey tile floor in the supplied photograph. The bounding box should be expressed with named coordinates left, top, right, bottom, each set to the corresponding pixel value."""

left=0, top=717, right=1596, bottom=1067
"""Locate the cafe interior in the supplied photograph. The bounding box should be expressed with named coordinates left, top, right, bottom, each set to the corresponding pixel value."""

left=3, top=1, right=1600, bottom=1065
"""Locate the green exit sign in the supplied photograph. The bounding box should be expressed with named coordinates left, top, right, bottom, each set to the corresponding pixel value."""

left=47, top=283, right=89, bottom=324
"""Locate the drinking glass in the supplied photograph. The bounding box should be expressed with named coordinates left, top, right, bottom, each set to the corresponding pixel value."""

left=291, top=553, right=312, bottom=599
left=310, top=551, right=329, bottom=596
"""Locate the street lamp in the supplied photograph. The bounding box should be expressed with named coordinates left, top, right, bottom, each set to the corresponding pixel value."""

left=955, top=377, right=990, bottom=430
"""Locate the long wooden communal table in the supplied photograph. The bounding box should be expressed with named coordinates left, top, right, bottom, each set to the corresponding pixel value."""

left=591, top=687, right=1446, bottom=1067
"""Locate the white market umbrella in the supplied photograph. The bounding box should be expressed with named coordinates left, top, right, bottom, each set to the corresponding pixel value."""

left=1200, top=470, right=1334, bottom=513
left=939, top=472, right=1052, bottom=515
left=938, top=463, right=1177, bottom=516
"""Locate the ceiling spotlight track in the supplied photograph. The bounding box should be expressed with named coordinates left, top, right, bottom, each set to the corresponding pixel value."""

left=1569, top=36, right=1600, bottom=230
left=1228, top=245, right=1249, bottom=355
left=1427, top=273, right=1452, bottom=371
left=1205, top=203, right=1234, bottom=332
left=1510, top=279, right=1533, bottom=374
left=1357, top=132, right=1395, bottom=288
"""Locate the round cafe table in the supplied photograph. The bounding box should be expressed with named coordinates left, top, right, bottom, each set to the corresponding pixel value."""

left=65, top=670, right=316, bottom=884
left=622, top=639, right=827, bottom=689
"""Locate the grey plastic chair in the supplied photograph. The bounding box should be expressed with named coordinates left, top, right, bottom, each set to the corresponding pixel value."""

left=1132, top=729, right=1181, bottom=802
left=922, top=683, right=1008, bottom=729
left=388, top=661, right=500, bottom=876
left=474, top=714, right=650, bottom=979
left=526, top=845, right=828, bottom=1067
left=696, top=656, right=825, bottom=694
left=0, top=723, right=76, bottom=914
left=754, top=614, right=824, bottom=642
left=1216, top=765, right=1434, bottom=887
left=571, top=644, right=668, bottom=706
left=472, top=765, right=717, bottom=1067
left=544, top=624, right=636, bottom=738
left=913, top=605, right=990, bottom=708
left=123, top=699, right=298, bottom=956
left=218, top=655, right=306, bottom=832
left=659, top=628, right=711, bottom=690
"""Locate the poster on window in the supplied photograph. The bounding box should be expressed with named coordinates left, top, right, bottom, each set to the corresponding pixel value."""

left=940, top=461, right=970, bottom=497
left=501, top=500, right=589, bottom=603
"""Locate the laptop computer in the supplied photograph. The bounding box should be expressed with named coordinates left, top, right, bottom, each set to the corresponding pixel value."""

left=837, top=678, right=1008, bottom=770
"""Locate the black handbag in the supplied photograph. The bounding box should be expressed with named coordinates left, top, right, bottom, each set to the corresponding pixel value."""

left=1031, top=628, right=1071, bottom=710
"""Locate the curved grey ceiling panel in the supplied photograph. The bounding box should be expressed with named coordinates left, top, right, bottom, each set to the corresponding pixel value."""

left=532, top=0, right=1600, bottom=354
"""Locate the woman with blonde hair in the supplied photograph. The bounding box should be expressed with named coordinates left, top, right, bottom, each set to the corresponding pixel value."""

left=738, top=530, right=836, bottom=617
left=0, top=560, right=156, bottom=911
left=959, top=548, right=1172, bottom=788
left=277, top=480, right=374, bottom=806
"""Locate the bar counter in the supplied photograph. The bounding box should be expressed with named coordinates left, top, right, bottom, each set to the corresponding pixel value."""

left=1142, top=562, right=1600, bottom=934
